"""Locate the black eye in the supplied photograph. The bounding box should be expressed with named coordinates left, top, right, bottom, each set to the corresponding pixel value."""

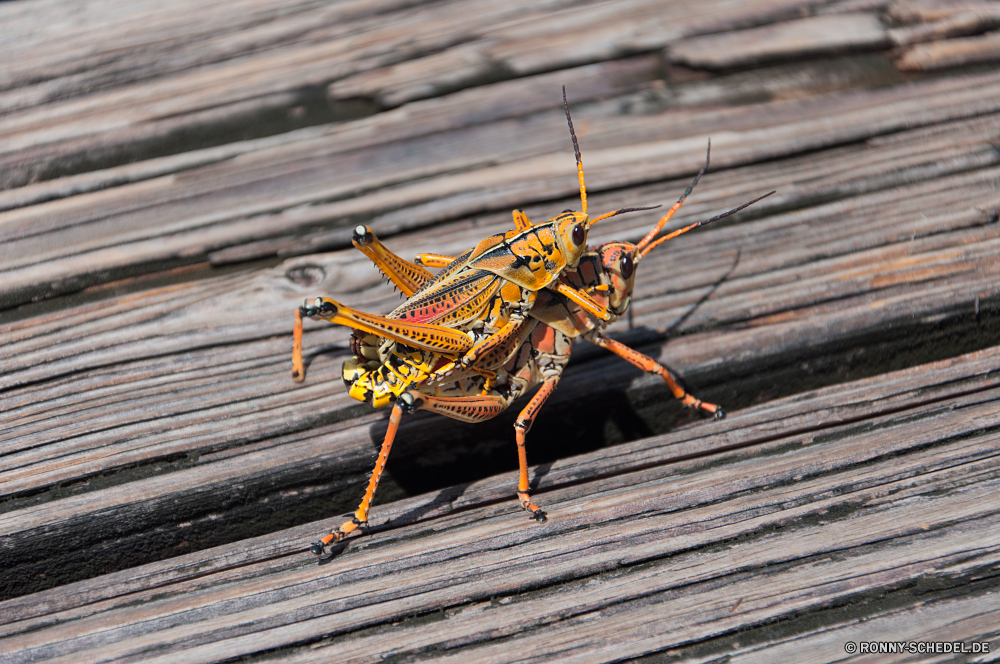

left=562, top=209, right=573, bottom=213
left=620, top=253, right=634, bottom=279
left=572, top=223, right=585, bottom=245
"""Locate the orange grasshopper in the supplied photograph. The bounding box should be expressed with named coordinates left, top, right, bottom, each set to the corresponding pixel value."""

left=294, top=158, right=773, bottom=555
left=388, top=187, right=773, bottom=524
left=292, top=89, right=650, bottom=400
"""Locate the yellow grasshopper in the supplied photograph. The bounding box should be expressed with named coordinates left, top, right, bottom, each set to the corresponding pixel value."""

left=294, top=149, right=773, bottom=555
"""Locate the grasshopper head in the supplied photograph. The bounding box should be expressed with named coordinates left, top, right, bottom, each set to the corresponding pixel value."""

left=593, top=242, right=638, bottom=316
left=552, top=210, right=591, bottom=268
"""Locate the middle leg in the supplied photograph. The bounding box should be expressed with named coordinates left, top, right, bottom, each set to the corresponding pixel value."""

left=514, top=376, right=560, bottom=522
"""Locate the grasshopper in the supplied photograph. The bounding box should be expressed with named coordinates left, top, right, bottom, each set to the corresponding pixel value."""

left=399, top=186, right=773, bottom=532
left=294, top=144, right=773, bottom=555
left=293, top=89, right=653, bottom=398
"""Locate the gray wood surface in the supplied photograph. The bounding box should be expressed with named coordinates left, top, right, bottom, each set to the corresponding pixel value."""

left=1, top=0, right=999, bottom=661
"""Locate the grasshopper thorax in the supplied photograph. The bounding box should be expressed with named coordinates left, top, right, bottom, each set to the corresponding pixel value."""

left=466, top=210, right=590, bottom=292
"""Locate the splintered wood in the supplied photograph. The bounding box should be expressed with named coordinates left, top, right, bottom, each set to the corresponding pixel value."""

left=1, top=0, right=999, bottom=661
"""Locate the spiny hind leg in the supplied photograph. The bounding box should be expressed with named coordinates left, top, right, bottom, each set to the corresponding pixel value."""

left=312, top=398, right=409, bottom=556
left=352, top=225, right=434, bottom=297
left=300, top=298, right=474, bottom=356
left=514, top=376, right=560, bottom=522
left=590, top=332, right=723, bottom=419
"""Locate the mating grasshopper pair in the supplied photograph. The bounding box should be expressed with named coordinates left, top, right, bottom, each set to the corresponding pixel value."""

left=293, top=90, right=773, bottom=556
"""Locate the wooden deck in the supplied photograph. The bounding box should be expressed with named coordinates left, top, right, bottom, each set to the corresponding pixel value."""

left=2, top=0, right=999, bottom=661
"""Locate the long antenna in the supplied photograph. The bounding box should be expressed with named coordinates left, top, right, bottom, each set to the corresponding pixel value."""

left=563, top=86, right=587, bottom=214
left=590, top=204, right=661, bottom=225
left=636, top=139, right=711, bottom=251
left=638, top=190, right=776, bottom=260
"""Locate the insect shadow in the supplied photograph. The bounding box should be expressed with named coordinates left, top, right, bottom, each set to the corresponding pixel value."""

left=658, top=248, right=741, bottom=337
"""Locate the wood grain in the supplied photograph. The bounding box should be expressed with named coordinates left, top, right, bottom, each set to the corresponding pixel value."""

left=2, top=348, right=999, bottom=662
left=1, top=0, right=999, bottom=660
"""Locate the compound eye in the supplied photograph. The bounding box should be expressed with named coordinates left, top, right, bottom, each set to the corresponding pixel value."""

left=620, top=253, right=634, bottom=279
left=572, top=223, right=585, bottom=246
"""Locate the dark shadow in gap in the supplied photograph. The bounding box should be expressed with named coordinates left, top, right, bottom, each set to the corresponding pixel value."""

left=316, top=541, right=350, bottom=564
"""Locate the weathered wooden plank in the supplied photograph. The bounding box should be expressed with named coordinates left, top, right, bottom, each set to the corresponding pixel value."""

left=4, top=66, right=1000, bottom=309
left=669, top=13, right=890, bottom=70
left=0, top=0, right=826, bottom=192
left=896, top=29, right=1000, bottom=70
left=2, top=106, right=996, bottom=595
left=1, top=348, right=997, bottom=662
left=698, top=592, right=1000, bottom=663
left=2, top=343, right=996, bottom=628
left=889, top=8, right=1000, bottom=46
left=2, top=179, right=994, bottom=495
left=2, top=1, right=999, bottom=659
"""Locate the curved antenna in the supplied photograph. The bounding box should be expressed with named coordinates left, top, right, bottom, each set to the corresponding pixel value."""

left=637, top=190, right=775, bottom=260
left=589, top=204, right=661, bottom=226
left=636, top=139, right=711, bottom=251
left=563, top=86, right=587, bottom=215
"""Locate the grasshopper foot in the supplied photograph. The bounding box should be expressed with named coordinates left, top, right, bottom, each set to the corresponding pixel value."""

left=311, top=516, right=365, bottom=556
left=299, top=298, right=337, bottom=319
left=519, top=493, right=547, bottom=523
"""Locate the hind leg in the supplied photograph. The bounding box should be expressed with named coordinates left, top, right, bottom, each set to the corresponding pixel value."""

left=311, top=399, right=406, bottom=555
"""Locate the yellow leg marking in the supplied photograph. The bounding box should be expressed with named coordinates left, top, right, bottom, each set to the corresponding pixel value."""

left=551, top=282, right=611, bottom=321
left=312, top=402, right=405, bottom=555
left=593, top=334, right=724, bottom=419
left=292, top=308, right=306, bottom=383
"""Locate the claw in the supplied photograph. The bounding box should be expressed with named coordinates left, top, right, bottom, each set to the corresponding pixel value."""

left=532, top=509, right=547, bottom=523
left=713, top=408, right=726, bottom=420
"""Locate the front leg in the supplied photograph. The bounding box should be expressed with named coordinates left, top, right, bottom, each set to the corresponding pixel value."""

left=459, top=315, right=536, bottom=371
left=589, top=332, right=724, bottom=419
left=550, top=281, right=612, bottom=321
